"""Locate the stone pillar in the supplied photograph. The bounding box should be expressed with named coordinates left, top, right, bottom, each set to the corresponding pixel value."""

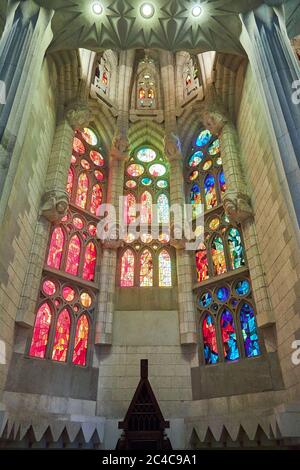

left=95, top=50, right=134, bottom=345
left=240, top=3, right=300, bottom=239
left=17, top=103, right=91, bottom=326
left=95, top=130, right=129, bottom=345
left=164, top=134, right=198, bottom=345
left=203, top=110, right=274, bottom=330
left=0, top=1, right=54, bottom=220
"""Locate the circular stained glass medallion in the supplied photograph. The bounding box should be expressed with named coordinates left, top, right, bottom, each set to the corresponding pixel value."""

left=127, top=164, right=145, bottom=177
left=198, top=292, right=212, bottom=308
left=149, top=164, right=166, bottom=177
left=82, top=128, right=98, bottom=146
left=137, top=147, right=157, bottom=163
left=196, top=129, right=212, bottom=147
left=189, top=151, right=204, bottom=167
left=235, top=280, right=250, bottom=297
left=90, top=150, right=104, bottom=167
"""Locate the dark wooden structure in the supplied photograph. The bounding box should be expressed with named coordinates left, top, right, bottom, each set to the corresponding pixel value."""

left=116, top=360, right=172, bottom=450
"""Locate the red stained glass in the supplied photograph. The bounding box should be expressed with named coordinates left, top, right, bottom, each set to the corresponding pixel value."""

left=62, top=286, right=75, bottom=302
left=90, top=184, right=102, bottom=215
left=65, top=235, right=81, bottom=276
left=76, top=173, right=89, bottom=209
left=83, top=242, right=97, bottom=281
left=125, top=193, right=136, bottom=225
left=140, top=249, right=153, bottom=287
left=47, top=227, right=64, bottom=270
left=72, top=315, right=89, bottom=366
left=196, top=245, right=209, bottom=282
left=52, top=309, right=70, bottom=362
left=121, top=249, right=135, bottom=287
left=29, top=303, right=52, bottom=358
left=73, top=217, right=84, bottom=230
left=90, top=150, right=104, bottom=167
left=42, top=280, right=56, bottom=296
left=73, top=137, right=85, bottom=154
left=88, top=224, right=97, bottom=236
left=67, top=168, right=74, bottom=195
left=94, top=170, right=104, bottom=181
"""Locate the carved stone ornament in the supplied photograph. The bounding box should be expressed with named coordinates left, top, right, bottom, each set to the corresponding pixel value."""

left=110, top=129, right=130, bottom=160
left=66, top=102, right=92, bottom=130
left=41, top=189, right=69, bottom=223
left=223, top=190, right=253, bottom=224
left=164, top=132, right=182, bottom=162
left=202, top=109, right=228, bottom=136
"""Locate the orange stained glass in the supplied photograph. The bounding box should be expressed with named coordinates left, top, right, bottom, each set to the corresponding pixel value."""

left=211, top=236, right=227, bottom=276
left=139, top=88, right=146, bottom=100
left=120, top=249, right=135, bottom=287
left=65, top=235, right=81, bottom=276
left=72, top=315, right=89, bottom=366
left=47, top=227, right=64, bottom=270
left=141, top=191, right=152, bottom=225
left=66, top=168, right=74, bottom=195
left=52, top=309, right=70, bottom=362
left=73, top=137, right=85, bottom=154
left=204, top=174, right=217, bottom=210
left=140, top=249, right=153, bottom=287
left=83, top=242, right=97, bottom=281
left=29, top=303, right=52, bottom=358
left=90, top=150, right=104, bottom=167
left=90, top=184, right=102, bottom=215
left=196, top=246, right=209, bottom=282
left=75, top=173, right=89, bottom=210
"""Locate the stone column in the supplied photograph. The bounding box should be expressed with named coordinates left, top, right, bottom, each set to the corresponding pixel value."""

left=240, top=3, right=300, bottom=239
left=0, top=1, right=54, bottom=221
left=95, top=130, right=129, bottom=345
left=17, top=103, right=91, bottom=326
left=203, top=110, right=274, bottom=330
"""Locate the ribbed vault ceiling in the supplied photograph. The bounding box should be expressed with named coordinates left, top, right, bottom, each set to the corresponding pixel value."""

left=0, top=0, right=297, bottom=55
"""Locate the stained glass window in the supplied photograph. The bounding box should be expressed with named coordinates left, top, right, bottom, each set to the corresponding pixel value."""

left=157, top=194, right=170, bottom=224
left=76, top=173, right=89, bottom=209
left=149, top=164, right=166, bottom=177
left=82, top=128, right=98, bottom=146
left=211, top=236, right=227, bottom=276
left=228, top=228, right=245, bottom=270
left=204, top=174, right=217, bottom=210
left=90, top=184, right=102, bottom=215
left=240, top=303, right=261, bottom=358
left=141, top=191, right=152, bottom=225
left=73, top=137, right=85, bottom=154
left=65, top=235, right=81, bottom=277
left=29, top=303, right=52, bottom=359
left=196, top=129, right=212, bottom=147
left=67, top=168, right=74, bottom=195
left=125, top=193, right=137, bottom=225
left=83, top=242, right=97, bottom=282
left=52, top=309, right=71, bottom=362
left=202, top=314, right=219, bottom=364
left=72, top=315, right=89, bottom=366
left=47, top=227, right=64, bottom=270
left=140, top=250, right=153, bottom=287
left=196, top=245, right=209, bottom=282
left=137, top=147, right=156, bottom=163
left=121, top=249, right=135, bottom=287
left=127, top=164, right=144, bottom=177
left=159, top=250, right=172, bottom=287
left=190, top=183, right=202, bottom=219
left=219, top=171, right=226, bottom=196
left=220, top=308, right=239, bottom=361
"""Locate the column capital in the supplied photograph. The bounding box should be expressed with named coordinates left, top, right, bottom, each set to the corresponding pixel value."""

left=164, top=132, right=182, bottom=163
left=40, top=188, right=69, bottom=223
left=110, top=128, right=130, bottom=161
left=223, top=190, right=253, bottom=224
left=202, top=107, right=229, bottom=137
left=65, top=101, right=92, bottom=130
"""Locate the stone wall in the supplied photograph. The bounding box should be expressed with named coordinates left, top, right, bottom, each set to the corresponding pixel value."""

left=0, top=57, right=57, bottom=396
left=237, top=64, right=300, bottom=400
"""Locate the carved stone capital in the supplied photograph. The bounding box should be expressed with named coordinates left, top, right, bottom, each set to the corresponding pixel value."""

left=41, top=189, right=69, bottom=223
left=110, top=128, right=130, bottom=161
left=202, top=109, right=229, bottom=136
left=164, top=132, right=182, bottom=162
left=66, top=102, right=92, bottom=130
left=223, top=191, right=253, bottom=224
left=170, top=238, right=187, bottom=250
left=102, top=239, right=124, bottom=250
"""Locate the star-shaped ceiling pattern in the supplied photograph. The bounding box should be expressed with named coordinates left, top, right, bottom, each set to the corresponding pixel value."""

left=1, top=0, right=300, bottom=54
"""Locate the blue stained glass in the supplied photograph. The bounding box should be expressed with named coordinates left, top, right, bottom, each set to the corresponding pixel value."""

left=230, top=298, right=239, bottom=308
left=240, top=303, right=261, bottom=358
left=190, top=183, right=202, bottom=218
left=208, top=138, right=220, bottom=155
left=202, top=314, right=219, bottom=364
left=220, top=308, right=240, bottom=361
left=219, top=171, right=226, bottom=195
left=216, top=286, right=230, bottom=303
left=228, top=228, right=245, bottom=270
left=189, top=151, right=204, bottom=167
left=235, top=279, right=250, bottom=296
left=199, top=292, right=212, bottom=308
left=196, top=129, right=212, bottom=147
left=141, top=177, right=152, bottom=186
left=204, top=174, right=217, bottom=209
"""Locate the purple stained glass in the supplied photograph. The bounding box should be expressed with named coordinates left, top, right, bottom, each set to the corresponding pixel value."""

left=240, top=303, right=261, bottom=358
left=220, top=308, right=239, bottom=362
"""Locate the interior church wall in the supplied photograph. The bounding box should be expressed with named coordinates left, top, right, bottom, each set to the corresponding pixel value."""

left=0, top=57, right=57, bottom=396
left=237, top=64, right=300, bottom=400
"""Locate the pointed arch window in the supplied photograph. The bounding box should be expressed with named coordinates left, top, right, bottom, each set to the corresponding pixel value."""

left=240, top=303, right=261, bottom=358
left=211, top=236, right=227, bottom=276
left=65, top=235, right=81, bottom=277
left=141, top=191, right=153, bottom=225
left=125, top=193, right=137, bottom=225
left=72, top=315, right=89, bottom=366
left=76, top=173, right=89, bottom=210
left=90, top=184, right=102, bottom=215
left=196, top=244, right=209, bottom=282
left=228, top=228, right=245, bottom=270
left=202, top=314, right=219, bottom=364
left=204, top=174, right=217, bottom=210
left=121, top=249, right=135, bottom=287
left=157, top=194, right=170, bottom=224
left=83, top=242, right=97, bottom=282
left=220, top=308, right=239, bottom=362
left=140, top=250, right=153, bottom=287
left=47, top=227, right=64, bottom=270
left=52, top=309, right=71, bottom=362
left=158, top=250, right=172, bottom=287
left=29, top=303, right=52, bottom=359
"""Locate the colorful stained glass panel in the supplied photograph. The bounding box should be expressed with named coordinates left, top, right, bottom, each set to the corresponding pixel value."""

left=121, top=249, right=135, bottom=287
left=52, top=309, right=70, bottom=362
left=82, top=242, right=97, bottom=281
left=29, top=303, right=52, bottom=358
left=47, top=228, right=64, bottom=270
left=228, top=228, right=245, bottom=270
left=158, top=250, right=172, bottom=287
left=240, top=303, right=261, bottom=358
left=211, top=236, right=227, bottom=276
left=140, top=250, right=153, bottom=287
left=220, top=308, right=239, bottom=361
left=72, top=315, right=89, bottom=366
left=202, top=314, right=219, bottom=364
left=137, top=147, right=157, bottom=162
left=196, top=129, right=212, bottom=147
left=65, top=235, right=81, bottom=276
left=149, top=164, right=166, bottom=177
